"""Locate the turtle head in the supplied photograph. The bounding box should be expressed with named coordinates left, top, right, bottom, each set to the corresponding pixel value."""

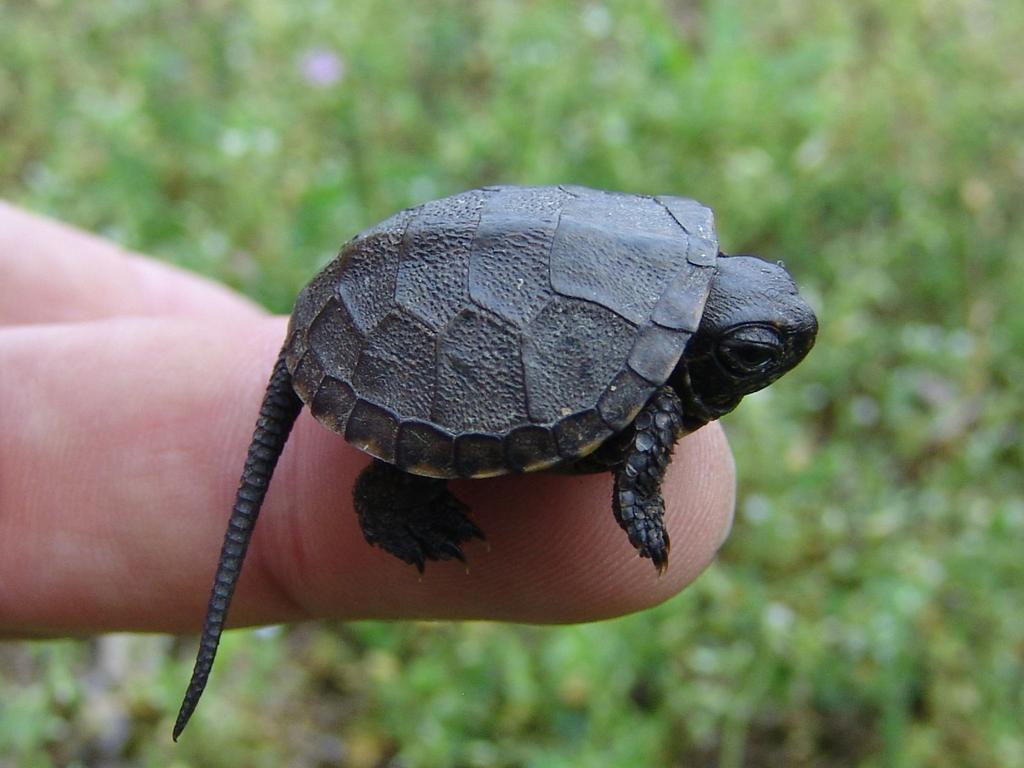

left=673, top=255, right=817, bottom=428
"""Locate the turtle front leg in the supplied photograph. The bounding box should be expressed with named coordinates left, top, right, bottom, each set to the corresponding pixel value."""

left=353, top=460, right=485, bottom=572
left=613, top=386, right=687, bottom=574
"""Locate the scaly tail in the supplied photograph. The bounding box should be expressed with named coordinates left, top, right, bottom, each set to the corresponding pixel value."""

left=173, top=350, right=303, bottom=741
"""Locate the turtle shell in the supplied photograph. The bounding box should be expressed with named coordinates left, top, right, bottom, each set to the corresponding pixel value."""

left=284, top=185, right=719, bottom=479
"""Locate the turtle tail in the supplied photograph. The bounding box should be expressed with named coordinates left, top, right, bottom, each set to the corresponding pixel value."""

left=173, top=349, right=303, bottom=741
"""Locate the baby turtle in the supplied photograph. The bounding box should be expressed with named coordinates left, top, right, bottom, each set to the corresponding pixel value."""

left=174, top=184, right=817, bottom=738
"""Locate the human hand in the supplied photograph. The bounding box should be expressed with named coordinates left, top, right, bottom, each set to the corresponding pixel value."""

left=0, top=201, right=736, bottom=638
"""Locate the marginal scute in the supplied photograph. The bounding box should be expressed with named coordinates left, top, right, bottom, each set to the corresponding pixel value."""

left=454, top=433, right=507, bottom=478
left=651, top=263, right=714, bottom=331
left=352, top=311, right=436, bottom=420
left=311, top=376, right=356, bottom=435
left=598, top=369, right=656, bottom=430
left=395, top=421, right=456, bottom=478
left=554, top=410, right=613, bottom=459
left=627, top=325, right=692, bottom=385
left=686, top=238, right=717, bottom=267
left=292, top=351, right=325, bottom=406
left=434, top=307, right=528, bottom=433
left=345, top=399, right=399, bottom=463
left=522, top=297, right=636, bottom=423
left=505, top=425, right=560, bottom=472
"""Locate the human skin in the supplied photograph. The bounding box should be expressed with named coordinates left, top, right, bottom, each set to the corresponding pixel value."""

left=0, top=201, right=736, bottom=638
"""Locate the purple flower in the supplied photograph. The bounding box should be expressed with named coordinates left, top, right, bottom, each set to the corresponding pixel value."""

left=299, top=48, right=344, bottom=88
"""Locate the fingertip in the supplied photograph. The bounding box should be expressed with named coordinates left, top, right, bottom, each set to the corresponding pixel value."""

left=660, top=422, right=737, bottom=587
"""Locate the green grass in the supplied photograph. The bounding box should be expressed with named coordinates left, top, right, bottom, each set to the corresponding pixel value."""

left=3, top=0, right=1023, bottom=765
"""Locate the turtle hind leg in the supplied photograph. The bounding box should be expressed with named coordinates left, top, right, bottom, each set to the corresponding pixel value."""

left=353, top=460, right=485, bottom=572
left=613, top=386, right=686, bottom=575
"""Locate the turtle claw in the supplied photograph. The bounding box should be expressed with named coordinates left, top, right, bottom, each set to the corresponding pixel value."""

left=411, top=553, right=426, bottom=574
left=650, top=539, right=671, bottom=577
left=465, top=519, right=487, bottom=543
left=439, top=541, right=467, bottom=563
left=629, top=509, right=671, bottom=575
left=397, top=520, right=475, bottom=571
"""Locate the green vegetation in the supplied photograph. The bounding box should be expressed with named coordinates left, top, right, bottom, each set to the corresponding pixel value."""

left=2, top=0, right=1022, bottom=765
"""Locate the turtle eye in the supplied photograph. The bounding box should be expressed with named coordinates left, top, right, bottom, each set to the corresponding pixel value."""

left=716, top=325, right=783, bottom=376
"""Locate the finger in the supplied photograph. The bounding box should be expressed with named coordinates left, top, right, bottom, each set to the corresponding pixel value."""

left=0, top=201, right=265, bottom=325
left=0, top=317, right=735, bottom=635
left=308, top=422, right=736, bottom=625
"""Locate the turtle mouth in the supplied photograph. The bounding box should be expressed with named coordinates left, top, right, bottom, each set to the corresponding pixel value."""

left=672, top=363, right=739, bottom=430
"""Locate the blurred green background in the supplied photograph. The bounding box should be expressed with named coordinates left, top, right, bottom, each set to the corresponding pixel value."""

left=2, top=0, right=1022, bottom=765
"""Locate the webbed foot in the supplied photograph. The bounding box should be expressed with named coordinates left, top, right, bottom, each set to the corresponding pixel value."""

left=353, top=460, right=484, bottom=571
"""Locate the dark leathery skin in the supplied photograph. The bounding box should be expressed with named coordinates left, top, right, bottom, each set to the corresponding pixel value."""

left=353, top=460, right=486, bottom=571
left=173, top=350, right=303, bottom=741
left=612, top=386, right=687, bottom=574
